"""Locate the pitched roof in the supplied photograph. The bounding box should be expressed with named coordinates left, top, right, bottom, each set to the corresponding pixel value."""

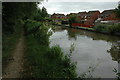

left=101, top=9, right=115, bottom=14
left=88, top=10, right=100, bottom=13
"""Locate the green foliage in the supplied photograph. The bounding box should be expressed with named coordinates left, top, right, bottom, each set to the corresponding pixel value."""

left=68, top=15, right=80, bottom=27
left=69, top=15, right=79, bottom=23
left=46, top=46, right=64, bottom=60
left=113, top=68, right=120, bottom=79
left=94, top=23, right=120, bottom=34
left=114, top=4, right=120, bottom=20
left=41, top=7, right=48, bottom=18
left=34, top=7, right=49, bottom=21
left=107, top=23, right=120, bottom=33
left=93, top=24, right=108, bottom=32
left=24, top=20, right=51, bottom=46
left=23, top=36, right=77, bottom=78
left=2, top=2, right=38, bottom=34
left=24, top=19, right=42, bottom=35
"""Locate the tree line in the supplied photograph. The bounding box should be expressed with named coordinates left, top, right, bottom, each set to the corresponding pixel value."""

left=2, top=2, right=48, bottom=34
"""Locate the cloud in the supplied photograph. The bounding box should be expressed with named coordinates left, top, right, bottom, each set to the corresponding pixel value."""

left=38, top=2, right=119, bottom=14
left=48, top=0, right=119, bottom=2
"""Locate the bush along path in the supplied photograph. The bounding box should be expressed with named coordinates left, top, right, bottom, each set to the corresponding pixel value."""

left=3, top=31, right=25, bottom=78
left=22, top=20, right=77, bottom=78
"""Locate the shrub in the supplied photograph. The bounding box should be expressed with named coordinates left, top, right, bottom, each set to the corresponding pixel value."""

left=107, top=23, right=120, bottom=33
left=46, top=46, right=64, bottom=60
left=24, top=19, right=42, bottom=35
left=94, top=24, right=108, bottom=32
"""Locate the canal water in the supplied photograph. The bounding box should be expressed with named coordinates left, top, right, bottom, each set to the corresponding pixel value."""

left=49, top=26, right=120, bottom=78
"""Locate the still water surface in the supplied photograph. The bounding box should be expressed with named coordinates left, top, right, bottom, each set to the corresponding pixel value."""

left=49, top=26, right=120, bottom=78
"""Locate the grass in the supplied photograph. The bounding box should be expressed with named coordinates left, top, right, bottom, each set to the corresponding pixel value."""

left=23, top=34, right=77, bottom=78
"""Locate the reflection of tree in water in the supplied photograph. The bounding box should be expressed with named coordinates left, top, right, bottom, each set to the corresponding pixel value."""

left=67, top=28, right=77, bottom=40
left=107, top=41, right=120, bottom=63
left=64, top=27, right=120, bottom=63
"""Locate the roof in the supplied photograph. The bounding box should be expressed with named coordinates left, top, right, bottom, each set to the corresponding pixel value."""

left=78, top=12, right=87, bottom=16
left=88, top=10, right=100, bottom=13
left=87, top=10, right=100, bottom=16
left=78, top=11, right=87, bottom=14
left=52, top=13, right=65, bottom=16
left=101, top=9, right=115, bottom=15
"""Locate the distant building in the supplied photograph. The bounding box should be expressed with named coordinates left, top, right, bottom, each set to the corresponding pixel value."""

left=84, top=10, right=100, bottom=26
left=77, top=11, right=87, bottom=21
left=100, top=9, right=117, bottom=21
left=51, top=13, right=66, bottom=25
left=51, top=13, right=66, bottom=20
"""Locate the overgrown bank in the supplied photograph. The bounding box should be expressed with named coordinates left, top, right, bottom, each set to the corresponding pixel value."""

left=22, top=20, right=77, bottom=78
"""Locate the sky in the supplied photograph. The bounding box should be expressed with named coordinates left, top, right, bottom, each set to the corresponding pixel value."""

left=38, top=0, right=120, bottom=15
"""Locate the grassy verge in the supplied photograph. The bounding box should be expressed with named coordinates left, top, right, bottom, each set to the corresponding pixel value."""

left=23, top=21, right=77, bottom=78
left=2, top=21, right=23, bottom=71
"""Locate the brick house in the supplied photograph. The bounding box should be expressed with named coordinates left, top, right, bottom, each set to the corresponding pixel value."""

left=51, top=13, right=66, bottom=24
left=84, top=10, right=100, bottom=26
left=51, top=13, right=66, bottom=20
left=77, top=12, right=87, bottom=21
left=100, top=9, right=117, bottom=21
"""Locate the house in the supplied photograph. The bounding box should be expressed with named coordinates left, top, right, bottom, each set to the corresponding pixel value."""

left=77, top=11, right=87, bottom=21
left=100, top=9, right=117, bottom=21
left=84, top=10, right=100, bottom=26
left=95, top=9, right=120, bottom=24
left=51, top=13, right=66, bottom=25
left=51, top=13, right=66, bottom=20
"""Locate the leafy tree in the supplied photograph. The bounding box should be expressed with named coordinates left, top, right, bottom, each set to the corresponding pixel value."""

left=41, top=7, right=48, bottom=18
left=68, top=15, right=79, bottom=27
left=2, top=2, right=38, bottom=34
left=114, top=4, right=120, bottom=20
left=34, top=7, right=48, bottom=21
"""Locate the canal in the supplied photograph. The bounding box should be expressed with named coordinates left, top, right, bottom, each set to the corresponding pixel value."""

left=49, top=26, right=120, bottom=78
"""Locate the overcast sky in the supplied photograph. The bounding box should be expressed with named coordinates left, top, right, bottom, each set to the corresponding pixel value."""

left=38, top=0, right=120, bottom=15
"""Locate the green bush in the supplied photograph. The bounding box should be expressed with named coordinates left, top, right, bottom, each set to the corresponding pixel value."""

left=94, top=24, right=108, bottom=32
left=24, top=19, right=51, bottom=46
left=24, top=19, right=42, bottom=35
left=24, top=36, right=77, bottom=78
left=46, top=46, right=64, bottom=60
left=107, top=23, right=120, bottom=33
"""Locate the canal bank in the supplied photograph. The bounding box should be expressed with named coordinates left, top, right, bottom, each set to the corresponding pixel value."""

left=50, top=26, right=120, bottom=78
left=61, top=25, right=120, bottom=36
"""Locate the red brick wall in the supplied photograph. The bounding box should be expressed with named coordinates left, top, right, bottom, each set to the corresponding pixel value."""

left=102, top=13, right=117, bottom=21
left=84, top=12, right=100, bottom=26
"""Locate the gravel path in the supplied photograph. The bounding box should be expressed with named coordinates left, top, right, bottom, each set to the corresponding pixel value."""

left=3, top=32, right=25, bottom=78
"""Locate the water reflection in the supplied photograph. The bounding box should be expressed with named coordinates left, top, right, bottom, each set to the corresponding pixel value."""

left=63, top=27, right=120, bottom=63
left=107, top=41, right=120, bottom=63
left=50, top=26, right=120, bottom=78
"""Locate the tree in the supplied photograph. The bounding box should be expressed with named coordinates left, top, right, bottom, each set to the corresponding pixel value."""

left=41, top=7, right=48, bottom=18
left=114, top=4, right=120, bottom=20
left=2, top=2, right=38, bottom=34
left=34, top=7, right=48, bottom=21
left=68, top=15, right=79, bottom=27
